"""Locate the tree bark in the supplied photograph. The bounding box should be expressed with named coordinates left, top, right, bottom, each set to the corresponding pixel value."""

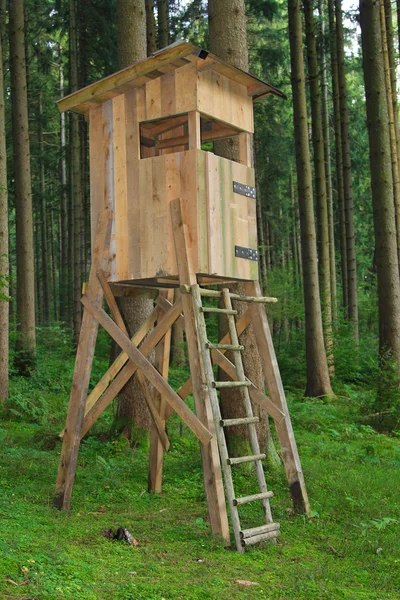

left=70, top=0, right=84, bottom=343
left=360, top=0, right=400, bottom=367
left=303, top=0, right=333, bottom=362
left=288, top=0, right=332, bottom=397
left=208, top=0, right=280, bottom=461
left=116, top=0, right=154, bottom=436
left=10, top=0, right=36, bottom=374
left=319, top=0, right=337, bottom=324
left=59, top=45, right=69, bottom=325
left=146, top=0, right=157, bottom=55
left=336, top=0, right=358, bottom=338
left=157, top=0, right=169, bottom=48
left=328, top=0, right=347, bottom=310
left=38, top=90, right=50, bottom=324
left=0, top=14, right=8, bottom=400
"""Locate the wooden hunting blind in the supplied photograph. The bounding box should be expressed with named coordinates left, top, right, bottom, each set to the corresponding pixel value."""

left=55, top=42, right=308, bottom=553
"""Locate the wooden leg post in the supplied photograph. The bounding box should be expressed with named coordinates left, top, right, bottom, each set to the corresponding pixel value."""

left=244, top=280, right=310, bottom=513
left=171, top=198, right=230, bottom=541
left=54, top=209, right=113, bottom=510
left=148, top=290, right=173, bottom=492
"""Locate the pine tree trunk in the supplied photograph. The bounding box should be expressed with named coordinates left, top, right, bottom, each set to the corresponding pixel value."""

left=0, top=18, right=8, bottom=400
left=38, top=90, right=51, bottom=324
left=116, top=0, right=153, bottom=436
left=9, top=0, right=36, bottom=374
left=319, top=0, right=337, bottom=324
left=70, top=0, right=83, bottom=343
left=360, top=0, right=400, bottom=367
left=336, top=0, right=358, bottom=338
left=328, top=0, right=347, bottom=310
left=171, top=289, right=185, bottom=367
left=146, top=0, right=157, bottom=55
left=288, top=0, right=332, bottom=397
left=157, top=0, right=169, bottom=48
left=208, top=0, right=279, bottom=462
left=304, top=0, right=333, bottom=363
left=59, top=47, right=69, bottom=324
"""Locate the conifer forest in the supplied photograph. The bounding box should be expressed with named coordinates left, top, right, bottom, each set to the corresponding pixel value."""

left=0, top=0, right=400, bottom=598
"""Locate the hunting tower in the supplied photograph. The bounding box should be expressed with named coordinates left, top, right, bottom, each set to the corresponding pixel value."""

left=55, top=41, right=309, bottom=553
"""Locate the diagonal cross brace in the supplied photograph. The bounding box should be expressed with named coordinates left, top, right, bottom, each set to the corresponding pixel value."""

left=81, top=295, right=212, bottom=446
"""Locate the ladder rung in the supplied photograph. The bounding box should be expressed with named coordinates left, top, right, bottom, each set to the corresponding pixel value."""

left=179, top=284, right=278, bottom=303
left=213, top=381, right=252, bottom=389
left=201, top=307, right=237, bottom=315
left=241, top=530, right=280, bottom=546
left=233, top=491, right=274, bottom=506
left=220, top=416, right=260, bottom=427
left=240, top=523, right=280, bottom=539
left=228, top=453, right=265, bottom=465
left=206, top=342, right=244, bottom=351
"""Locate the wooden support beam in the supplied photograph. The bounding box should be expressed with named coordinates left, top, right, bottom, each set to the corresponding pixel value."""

left=81, top=295, right=211, bottom=445
left=188, top=111, right=201, bottom=150
left=80, top=299, right=183, bottom=437
left=97, top=269, right=170, bottom=452
left=171, top=197, right=230, bottom=542
left=54, top=209, right=113, bottom=511
left=244, top=280, right=310, bottom=514
left=148, top=289, right=173, bottom=492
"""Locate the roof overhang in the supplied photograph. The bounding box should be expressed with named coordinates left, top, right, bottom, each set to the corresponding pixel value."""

left=57, top=40, right=286, bottom=115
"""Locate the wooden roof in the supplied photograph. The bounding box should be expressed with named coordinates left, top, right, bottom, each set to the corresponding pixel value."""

left=57, top=40, right=285, bottom=115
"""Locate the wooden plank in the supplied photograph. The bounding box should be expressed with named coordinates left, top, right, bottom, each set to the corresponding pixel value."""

left=81, top=297, right=184, bottom=437
left=239, top=132, right=252, bottom=167
left=126, top=88, right=142, bottom=279
left=148, top=289, right=174, bottom=492
left=170, top=197, right=230, bottom=541
left=188, top=111, right=201, bottom=150
left=89, top=106, right=104, bottom=254
left=54, top=208, right=113, bottom=511
left=97, top=269, right=128, bottom=335
left=113, top=94, right=129, bottom=280
left=57, top=41, right=198, bottom=114
left=244, top=280, right=310, bottom=514
left=81, top=295, right=212, bottom=445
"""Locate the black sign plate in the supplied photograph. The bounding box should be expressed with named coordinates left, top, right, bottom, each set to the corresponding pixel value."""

left=235, top=245, right=259, bottom=261
left=233, top=181, right=256, bottom=199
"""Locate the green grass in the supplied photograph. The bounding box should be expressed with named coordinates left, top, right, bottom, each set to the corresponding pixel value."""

left=1, top=332, right=400, bottom=599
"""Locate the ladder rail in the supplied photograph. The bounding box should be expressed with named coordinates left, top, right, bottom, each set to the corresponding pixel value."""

left=191, top=284, right=244, bottom=553
left=221, top=288, right=273, bottom=524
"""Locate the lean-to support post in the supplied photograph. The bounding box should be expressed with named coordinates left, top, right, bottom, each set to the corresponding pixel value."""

left=244, top=280, right=310, bottom=513
left=54, top=209, right=113, bottom=510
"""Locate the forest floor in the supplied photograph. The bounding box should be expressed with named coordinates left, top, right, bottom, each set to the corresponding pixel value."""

left=1, top=329, right=400, bottom=599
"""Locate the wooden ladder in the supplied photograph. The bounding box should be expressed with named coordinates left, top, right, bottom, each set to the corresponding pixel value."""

left=191, top=283, right=280, bottom=553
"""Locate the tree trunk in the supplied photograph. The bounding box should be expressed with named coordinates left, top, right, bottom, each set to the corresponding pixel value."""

left=157, top=0, right=169, bottom=48
left=59, top=46, right=69, bottom=325
left=336, top=0, right=358, bottom=338
left=9, top=0, right=36, bottom=374
left=208, top=0, right=280, bottom=462
left=303, top=0, right=333, bottom=363
left=319, top=0, right=337, bottom=324
left=0, top=16, right=8, bottom=401
left=171, top=289, right=185, bottom=367
left=38, top=90, right=51, bottom=324
left=146, top=0, right=157, bottom=55
left=288, top=0, right=332, bottom=397
left=116, top=0, right=153, bottom=436
left=360, top=0, right=400, bottom=367
left=328, top=0, right=347, bottom=310
left=382, top=0, right=400, bottom=271
left=70, top=0, right=83, bottom=343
